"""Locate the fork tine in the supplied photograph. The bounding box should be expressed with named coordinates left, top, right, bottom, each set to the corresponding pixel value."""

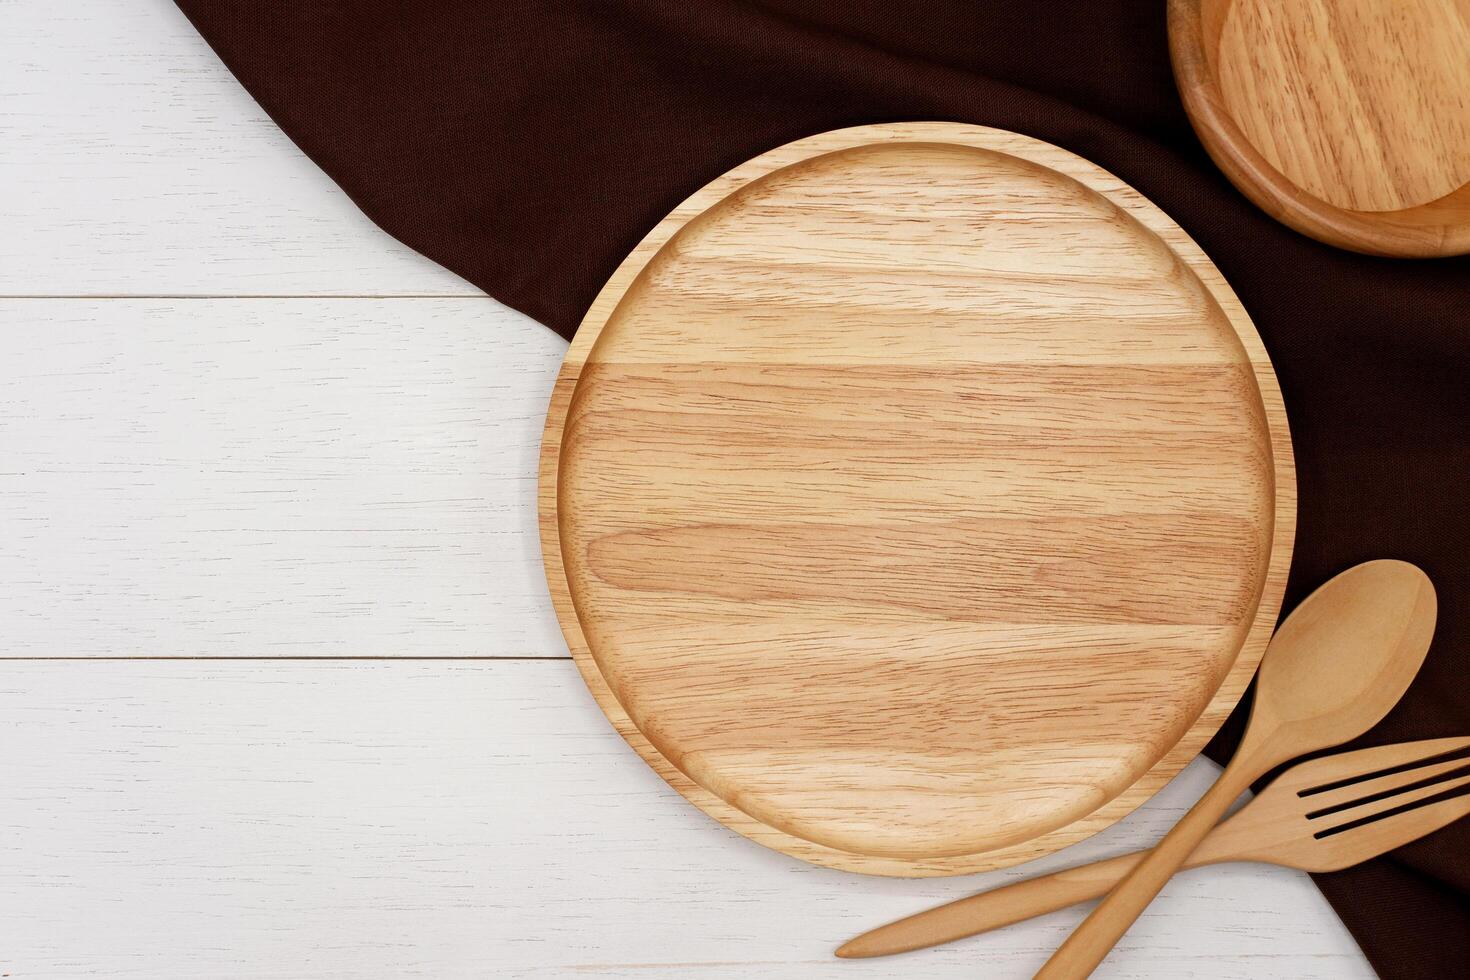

left=1310, top=771, right=1470, bottom=833
left=1273, top=736, right=1470, bottom=797
left=1296, top=791, right=1470, bottom=873
left=1302, top=754, right=1470, bottom=814
left=1306, top=790, right=1470, bottom=875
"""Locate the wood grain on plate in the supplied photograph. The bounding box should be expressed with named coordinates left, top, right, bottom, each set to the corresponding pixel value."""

left=540, top=123, right=1296, bottom=876
left=1170, top=0, right=1470, bottom=257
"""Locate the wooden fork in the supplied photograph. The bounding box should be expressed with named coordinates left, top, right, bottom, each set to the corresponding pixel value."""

left=838, top=736, right=1470, bottom=959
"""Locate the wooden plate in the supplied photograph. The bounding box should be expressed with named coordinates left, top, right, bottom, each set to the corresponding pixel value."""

left=540, top=123, right=1295, bottom=876
left=1170, top=0, right=1470, bottom=257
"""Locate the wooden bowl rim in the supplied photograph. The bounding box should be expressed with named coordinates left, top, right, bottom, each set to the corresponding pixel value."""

left=1168, top=0, right=1470, bottom=259
left=538, top=122, right=1297, bottom=876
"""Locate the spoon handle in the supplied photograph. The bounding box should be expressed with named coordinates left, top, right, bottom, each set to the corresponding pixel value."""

left=1034, top=761, right=1258, bottom=979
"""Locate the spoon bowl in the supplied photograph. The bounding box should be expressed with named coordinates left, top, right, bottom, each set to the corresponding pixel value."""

left=1252, top=559, right=1438, bottom=753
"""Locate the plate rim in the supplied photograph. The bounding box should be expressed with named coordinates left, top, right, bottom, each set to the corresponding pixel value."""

left=538, top=121, right=1297, bottom=876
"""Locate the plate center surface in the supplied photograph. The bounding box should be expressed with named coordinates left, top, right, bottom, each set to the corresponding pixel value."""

left=557, top=140, right=1277, bottom=860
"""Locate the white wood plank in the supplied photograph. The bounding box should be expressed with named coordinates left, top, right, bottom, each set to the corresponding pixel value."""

left=0, top=298, right=568, bottom=657
left=0, top=0, right=474, bottom=296
left=0, top=659, right=1374, bottom=980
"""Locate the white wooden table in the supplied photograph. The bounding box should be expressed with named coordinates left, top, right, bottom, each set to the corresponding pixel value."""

left=0, top=3, right=1375, bottom=977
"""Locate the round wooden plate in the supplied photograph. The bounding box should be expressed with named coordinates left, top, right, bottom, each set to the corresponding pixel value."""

left=1170, top=0, right=1470, bottom=257
left=540, top=123, right=1295, bottom=876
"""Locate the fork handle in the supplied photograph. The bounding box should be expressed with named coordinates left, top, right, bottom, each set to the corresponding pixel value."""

left=838, top=851, right=1151, bottom=958
left=839, top=845, right=1238, bottom=958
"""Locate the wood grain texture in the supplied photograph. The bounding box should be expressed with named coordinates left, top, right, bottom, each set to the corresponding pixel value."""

left=0, top=660, right=1377, bottom=980
left=0, top=0, right=474, bottom=295
left=541, top=123, right=1296, bottom=876
left=1170, top=0, right=1470, bottom=257
left=0, top=298, right=565, bottom=658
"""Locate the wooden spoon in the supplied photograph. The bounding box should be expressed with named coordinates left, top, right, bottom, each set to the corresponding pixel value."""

left=1035, top=559, right=1437, bottom=979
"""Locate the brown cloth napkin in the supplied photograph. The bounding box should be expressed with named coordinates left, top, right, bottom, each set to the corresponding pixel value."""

left=173, top=2, right=1468, bottom=974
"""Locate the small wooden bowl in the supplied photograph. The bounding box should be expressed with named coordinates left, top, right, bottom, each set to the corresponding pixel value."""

left=1169, top=0, right=1470, bottom=258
